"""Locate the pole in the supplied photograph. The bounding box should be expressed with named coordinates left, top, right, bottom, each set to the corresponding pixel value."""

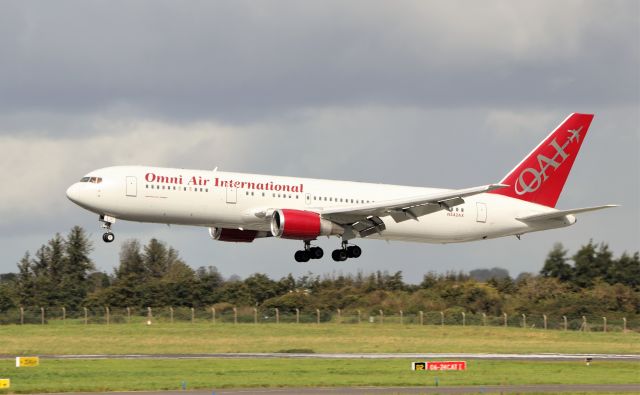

left=191, top=307, right=195, bottom=323
left=105, top=306, right=110, bottom=325
left=212, top=307, right=216, bottom=324
left=337, top=309, right=341, bottom=323
left=602, top=317, right=607, bottom=333
left=295, top=308, right=299, bottom=324
left=84, top=307, right=88, bottom=325
left=233, top=307, right=238, bottom=324
left=482, top=312, right=487, bottom=327
left=400, top=310, right=403, bottom=325
left=543, top=314, right=548, bottom=330
left=254, top=307, right=258, bottom=324
left=503, top=312, right=508, bottom=327
left=127, top=307, right=131, bottom=323
left=20, top=306, right=24, bottom=325
left=379, top=310, right=384, bottom=324
left=170, top=307, right=174, bottom=324
left=275, top=308, right=279, bottom=324
left=461, top=312, right=466, bottom=327
left=419, top=311, right=424, bottom=326
left=563, top=316, right=568, bottom=331
left=522, top=314, right=526, bottom=328
left=316, top=309, right=320, bottom=324
left=623, top=317, right=627, bottom=332
left=62, top=306, right=66, bottom=323
left=440, top=311, right=444, bottom=327
left=41, top=307, right=45, bottom=325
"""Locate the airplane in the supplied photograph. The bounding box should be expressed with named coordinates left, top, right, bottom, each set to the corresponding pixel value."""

left=66, top=113, right=617, bottom=262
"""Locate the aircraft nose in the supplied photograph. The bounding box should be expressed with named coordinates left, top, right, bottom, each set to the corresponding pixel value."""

left=66, top=183, right=81, bottom=203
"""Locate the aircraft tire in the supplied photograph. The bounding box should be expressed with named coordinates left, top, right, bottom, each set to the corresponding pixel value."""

left=310, top=247, right=324, bottom=259
left=347, top=245, right=362, bottom=258
left=294, top=250, right=310, bottom=262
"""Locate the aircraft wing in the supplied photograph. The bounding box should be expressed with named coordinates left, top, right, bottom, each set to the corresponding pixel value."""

left=516, top=204, right=619, bottom=222
left=320, top=183, right=507, bottom=239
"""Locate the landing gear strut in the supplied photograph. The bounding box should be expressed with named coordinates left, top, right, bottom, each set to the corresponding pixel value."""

left=294, top=241, right=324, bottom=262
left=100, top=215, right=116, bottom=243
left=331, top=241, right=362, bottom=262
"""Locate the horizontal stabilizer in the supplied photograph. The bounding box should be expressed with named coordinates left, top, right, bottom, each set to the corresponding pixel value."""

left=516, top=205, right=619, bottom=222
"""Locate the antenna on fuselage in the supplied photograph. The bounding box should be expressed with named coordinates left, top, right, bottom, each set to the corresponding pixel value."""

left=213, top=167, right=218, bottom=172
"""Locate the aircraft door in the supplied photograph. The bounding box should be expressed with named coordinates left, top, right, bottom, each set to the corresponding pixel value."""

left=126, top=176, right=137, bottom=197
left=476, top=202, right=487, bottom=223
left=226, top=186, right=237, bottom=204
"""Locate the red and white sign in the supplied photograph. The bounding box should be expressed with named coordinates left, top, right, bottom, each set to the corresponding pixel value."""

left=425, top=361, right=467, bottom=371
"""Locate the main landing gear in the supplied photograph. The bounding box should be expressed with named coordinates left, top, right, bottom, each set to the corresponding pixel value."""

left=100, top=215, right=116, bottom=243
left=331, top=241, right=362, bottom=262
left=293, top=241, right=362, bottom=262
left=294, top=241, right=324, bottom=262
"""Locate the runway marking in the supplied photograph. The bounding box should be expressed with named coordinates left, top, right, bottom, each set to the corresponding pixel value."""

left=3, top=352, right=639, bottom=361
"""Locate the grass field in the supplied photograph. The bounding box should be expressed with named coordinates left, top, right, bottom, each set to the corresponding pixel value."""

left=1, top=322, right=639, bottom=355
left=0, top=323, right=638, bottom=393
left=0, top=358, right=638, bottom=393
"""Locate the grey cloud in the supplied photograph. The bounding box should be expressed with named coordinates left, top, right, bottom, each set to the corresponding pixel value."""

left=0, top=1, right=637, bottom=122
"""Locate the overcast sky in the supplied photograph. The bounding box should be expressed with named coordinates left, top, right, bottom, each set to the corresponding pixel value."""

left=0, top=0, right=638, bottom=282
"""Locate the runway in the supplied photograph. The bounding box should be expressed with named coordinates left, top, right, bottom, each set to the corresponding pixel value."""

left=9, top=352, right=640, bottom=361
left=38, top=384, right=640, bottom=394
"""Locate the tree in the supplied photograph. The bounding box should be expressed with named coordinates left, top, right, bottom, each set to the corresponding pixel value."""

left=60, top=226, right=94, bottom=309
left=606, top=252, right=640, bottom=289
left=573, top=241, right=611, bottom=287
left=540, top=243, right=572, bottom=281
left=469, top=267, right=510, bottom=282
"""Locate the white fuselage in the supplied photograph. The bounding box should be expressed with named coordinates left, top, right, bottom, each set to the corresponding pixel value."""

left=66, top=166, right=574, bottom=244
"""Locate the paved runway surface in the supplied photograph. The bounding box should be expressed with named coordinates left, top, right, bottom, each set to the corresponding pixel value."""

left=40, top=384, right=640, bottom=394
left=7, top=352, right=639, bottom=361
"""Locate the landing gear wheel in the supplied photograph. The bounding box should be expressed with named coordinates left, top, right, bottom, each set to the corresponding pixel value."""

left=102, top=232, right=115, bottom=243
left=309, top=247, right=324, bottom=260
left=346, top=245, right=362, bottom=258
left=331, top=249, right=348, bottom=262
left=294, top=250, right=310, bottom=262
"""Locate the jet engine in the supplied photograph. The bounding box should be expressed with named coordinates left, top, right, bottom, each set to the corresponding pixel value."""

left=270, top=209, right=343, bottom=240
left=209, top=227, right=261, bottom=243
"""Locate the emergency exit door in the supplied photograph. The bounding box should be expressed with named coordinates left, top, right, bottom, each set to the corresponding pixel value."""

left=126, top=176, right=137, bottom=197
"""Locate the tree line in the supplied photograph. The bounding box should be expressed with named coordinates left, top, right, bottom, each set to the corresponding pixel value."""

left=0, top=226, right=638, bottom=319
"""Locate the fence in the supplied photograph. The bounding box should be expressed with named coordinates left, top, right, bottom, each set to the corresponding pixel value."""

left=1, top=306, right=637, bottom=332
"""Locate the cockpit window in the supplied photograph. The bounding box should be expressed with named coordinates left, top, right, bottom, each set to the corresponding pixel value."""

left=80, top=177, right=102, bottom=183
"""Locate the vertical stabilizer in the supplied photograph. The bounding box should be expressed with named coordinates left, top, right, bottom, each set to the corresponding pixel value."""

left=489, top=113, right=594, bottom=208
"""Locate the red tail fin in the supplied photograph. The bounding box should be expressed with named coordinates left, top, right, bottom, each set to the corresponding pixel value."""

left=490, top=113, right=594, bottom=208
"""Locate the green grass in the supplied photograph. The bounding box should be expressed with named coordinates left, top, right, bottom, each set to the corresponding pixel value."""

left=1, top=322, right=638, bottom=355
left=0, top=358, right=638, bottom=393
left=0, top=323, right=637, bottom=393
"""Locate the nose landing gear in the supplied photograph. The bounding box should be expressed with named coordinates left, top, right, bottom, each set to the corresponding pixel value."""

left=294, top=241, right=324, bottom=262
left=99, top=215, right=116, bottom=243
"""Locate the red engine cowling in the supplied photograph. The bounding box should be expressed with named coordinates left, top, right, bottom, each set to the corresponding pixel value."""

left=209, top=227, right=259, bottom=243
left=270, top=209, right=343, bottom=240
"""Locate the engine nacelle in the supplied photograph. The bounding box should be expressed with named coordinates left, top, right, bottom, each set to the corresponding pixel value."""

left=270, top=209, right=343, bottom=240
left=209, top=227, right=259, bottom=243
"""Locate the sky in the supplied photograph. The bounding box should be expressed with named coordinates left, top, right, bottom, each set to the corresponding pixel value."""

left=0, top=0, right=638, bottom=283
